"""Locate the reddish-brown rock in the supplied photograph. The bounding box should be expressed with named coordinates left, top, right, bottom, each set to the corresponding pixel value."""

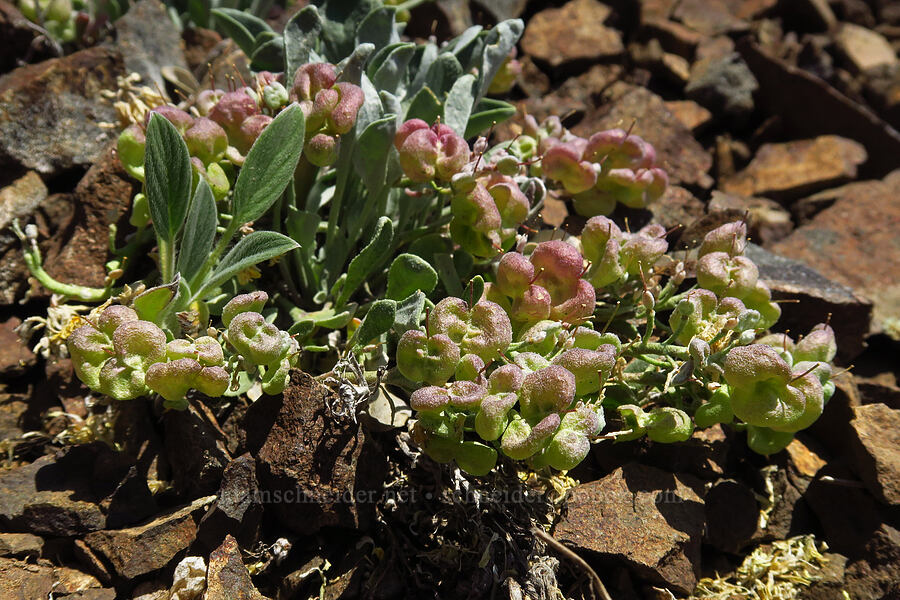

left=847, top=403, right=900, bottom=505
left=835, top=23, right=899, bottom=75
left=723, top=136, right=867, bottom=201
left=204, top=535, right=269, bottom=600
left=770, top=177, right=900, bottom=335
left=521, top=0, right=624, bottom=70
left=0, top=317, right=35, bottom=378
left=554, top=463, right=704, bottom=594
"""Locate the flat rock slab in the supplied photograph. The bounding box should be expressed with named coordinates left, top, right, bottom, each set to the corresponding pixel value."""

left=577, top=85, right=712, bottom=188
left=745, top=243, right=872, bottom=362
left=553, top=462, right=704, bottom=594
left=204, top=534, right=269, bottom=600
left=246, top=371, right=387, bottom=535
left=114, top=0, right=188, bottom=93
left=848, top=403, right=900, bottom=505
left=0, top=532, right=43, bottom=559
left=769, top=177, right=900, bottom=337
left=0, top=557, right=107, bottom=598
left=520, top=0, right=623, bottom=69
left=835, top=23, right=899, bottom=75
left=723, top=135, right=867, bottom=201
left=83, top=496, right=212, bottom=580
left=0, top=46, right=124, bottom=176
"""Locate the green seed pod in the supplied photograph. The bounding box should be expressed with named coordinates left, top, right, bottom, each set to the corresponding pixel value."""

left=409, top=386, right=451, bottom=413
left=551, top=347, right=616, bottom=396
left=396, top=330, right=460, bottom=385
left=112, top=321, right=167, bottom=371
left=793, top=324, right=837, bottom=363
left=488, top=364, right=525, bottom=394
left=227, top=312, right=292, bottom=366
left=145, top=358, right=202, bottom=404
left=644, top=407, right=693, bottom=443
left=67, top=325, right=113, bottom=391
left=455, top=353, right=486, bottom=384
left=516, top=320, right=565, bottom=356
left=501, top=412, right=560, bottom=460
left=698, top=221, right=747, bottom=258
left=454, top=441, right=498, bottom=476
left=260, top=357, right=292, bottom=396
left=428, top=298, right=512, bottom=362
left=693, top=388, right=734, bottom=428
left=519, top=365, right=576, bottom=421
left=98, top=358, right=148, bottom=401
left=222, top=291, right=268, bottom=327
left=724, top=344, right=806, bottom=429
left=166, top=336, right=224, bottom=366
left=475, top=392, right=519, bottom=441
left=746, top=425, right=794, bottom=456
left=696, top=252, right=759, bottom=299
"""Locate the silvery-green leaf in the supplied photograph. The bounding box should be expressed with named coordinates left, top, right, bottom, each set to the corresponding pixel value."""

left=250, top=36, right=284, bottom=71
left=356, top=6, right=398, bottom=48
left=424, top=52, right=463, bottom=97
left=392, top=290, right=425, bottom=335
left=336, top=43, right=375, bottom=86
left=145, top=113, right=192, bottom=245
left=178, top=179, right=217, bottom=282
left=195, top=231, right=299, bottom=300
left=408, top=42, right=438, bottom=96
left=465, top=98, right=516, bottom=138
left=405, top=86, right=442, bottom=124
left=477, top=19, right=524, bottom=101
left=284, top=5, right=322, bottom=86
left=134, top=276, right=180, bottom=322
left=353, top=116, right=396, bottom=193
left=354, top=298, right=396, bottom=346
left=371, top=42, right=415, bottom=95
left=443, top=74, right=476, bottom=137
left=386, top=254, right=437, bottom=300
left=318, top=0, right=380, bottom=61
left=338, top=216, right=393, bottom=306
left=232, top=103, right=305, bottom=226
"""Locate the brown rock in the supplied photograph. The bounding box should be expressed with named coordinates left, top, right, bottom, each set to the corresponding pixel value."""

left=744, top=243, right=873, bottom=361
left=847, top=403, right=900, bottom=505
left=856, top=373, right=900, bottom=409
left=576, top=85, right=713, bottom=188
left=553, top=463, right=704, bottom=594
left=163, top=399, right=231, bottom=497
left=671, top=0, right=748, bottom=36
left=73, top=538, right=112, bottom=585
left=182, top=27, right=223, bottom=72
left=43, top=142, right=139, bottom=289
left=723, top=136, right=867, bottom=201
left=0, top=0, right=54, bottom=74
left=114, top=0, right=188, bottom=93
left=770, top=178, right=900, bottom=336
left=204, top=534, right=269, bottom=600
left=707, top=190, right=793, bottom=246
left=786, top=437, right=827, bottom=478
left=0, top=533, right=42, bottom=559
left=0, top=557, right=106, bottom=598
left=663, top=100, right=713, bottom=133
left=647, top=185, right=705, bottom=236
left=704, top=479, right=758, bottom=553
left=0, top=47, right=124, bottom=175
left=0, top=317, right=35, bottom=378
left=836, top=23, right=899, bottom=75
left=245, top=371, right=387, bottom=535
left=196, top=453, right=263, bottom=552
left=84, top=496, right=212, bottom=579
left=0, top=170, right=46, bottom=229
left=639, top=18, right=703, bottom=58
left=738, top=38, right=900, bottom=178
left=520, top=0, right=624, bottom=70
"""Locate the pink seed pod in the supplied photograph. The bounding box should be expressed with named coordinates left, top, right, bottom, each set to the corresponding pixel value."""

left=234, top=114, right=273, bottom=155
left=222, top=291, right=268, bottom=327
left=290, top=63, right=337, bottom=102
left=145, top=105, right=194, bottom=133
left=530, top=240, right=585, bottom=303
left=496, top=252, right=534, bottom=297
left=305, top=132, right=339, bottom=167
left=698, top=221, right=748, bottom=258
left=184, top=117, right=228, bottom=165
left=519, top=365, right=577, bottom=421
left=696, top=252, right=759, bottom=299
left=328, top=82, right=364, bottom=135
left=511, top=284, right=553, bottom=323
left=208, top=90, right=259, bottom=141
left=541, top=142, right=597, bottom=194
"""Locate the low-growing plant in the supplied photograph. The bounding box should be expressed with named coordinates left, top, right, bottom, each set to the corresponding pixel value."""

left=16, top=0, right=838, bottom=479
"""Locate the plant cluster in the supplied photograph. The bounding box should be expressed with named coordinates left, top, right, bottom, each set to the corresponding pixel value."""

left=17, top=0, right=839, bottom=478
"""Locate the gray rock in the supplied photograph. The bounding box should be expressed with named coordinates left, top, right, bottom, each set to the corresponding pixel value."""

left=112, top=0, right=188, bottom=94
left=196, top=453, right=263, bottom=552
left=686, top=52, right=758, bottom=123
left=0, top=533, right=43, bottom=559
left=0, top=46, right=124, bottom=176
left=745, top=243, right=873, bottom=362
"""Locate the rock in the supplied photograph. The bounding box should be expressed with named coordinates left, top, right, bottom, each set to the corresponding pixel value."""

left=0, top=394, right=27, bottom=441
left=204, top=535, right=269, bottom=600
left=164, top=399, right=231, bottom=497
left=642, top=423, right=730, bottom=480
left=805, top=463, right=887, bottom=557
left=847, top=403, right=900, bottom=505
left=780, top=0, right=836, bottom=31
left=639, top=18, right=703, bottom=59
left=83, top=496, right=212, bottom=580
left=0, top=533, right=42, bottom=558
left=843, top=524, right=900, bottom=600
left=113, top=0, right=188, bottom=93
left=865, top=71, right=900, bottom=131
left=835, top=23, right=899, bottom=75
left=0, top=170, right=47, bottom=228
left=0, top=443, right=156, bottom=536
left=770, top=178, right=900, bottom=337
left=576, top=85, right=713, bottom=188
left=73, top=538, right=113, bottom=585
left=0, top=557, right=106, bottom=598
left=786, top=437, right=828, bottom=479
left=182, top=27, right=222, bottom=73
left=520, top=0, right=624, bottom=71
left=685, top=52, right=758, bottom=123
left=744, top=243, right=873, bottom=361
left=722, top=136, right=867, bottom=201
left=0, top=47, right=124, bottom=176
left=671, top=0, right=748, bottom=36
left=196, top=39, right=253, bottom=93
left=707, top=190, right=793, bottom=246
left=704, top=479, right=758, bottom=553
left=553, top=463, right=704, bottom=594
left=196, top=453, right=263, bottom=552
left=245, top=371, right=387, bottom=536
left=645, top=185, right=705, bottom=237
left=738, top=38, right=900, bottom=178
left=0, top=317, right=35, bottom=377
left=42, top=142, right=138, bottom=290
left=856, top=373, right=900, bottom=409
left=750, top=464, right=816, bottom=544
left=663, top=100, right=713, bottom=133
left=56, top=590, right=117, bottom=600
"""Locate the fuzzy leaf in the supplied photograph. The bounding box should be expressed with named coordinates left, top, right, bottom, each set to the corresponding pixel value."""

left=371, top=42, right=415, bottom=95
left=393, top=290, right=426, bottom=335
left=443, top=74, right=477, bottom=137
left=405, top=86, right=442, bottom=124
left=353, top=116, right=396, bottom=194
left=318, top=0, right=381, bottom=61
left=424, top=53, right=463, bottom=97
left=134, top=277, right=180, bottom=322
left=211, top=9, right=259, bottom=56
left=284, top=6, right=322, bottom=87
left=145, top=113, right=192, bottom=245
left=477, top=19, right=524, bottom=101
left=356, top=6, right=398, bottom=48
left=250, top=36, right=285, bottom=71
left=196, top=232, right=299, bottom=300
left=232, top=103, right=305, bottom=226
left=465, top=98, right=516, bottom=138
left=178, top=180, right=217, bottom=282
left=338, top=216, right=393, bottom=306
left=386, top=254, right=437, bottom=300
left=463, top=275, right=485, bottom=308
left=354, top=299, right=396, bottom=346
